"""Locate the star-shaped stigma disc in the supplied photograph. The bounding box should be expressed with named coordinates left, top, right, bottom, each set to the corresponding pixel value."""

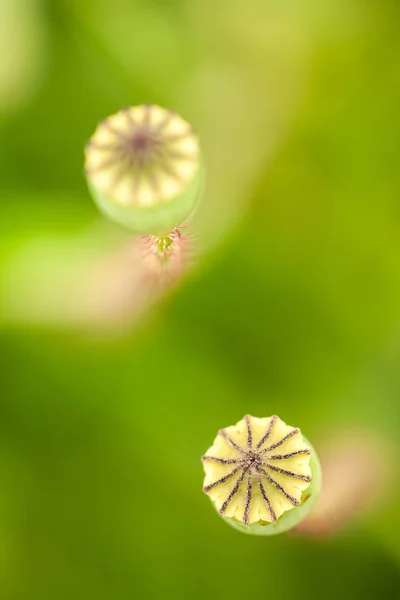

left=85, top=104, right=200, bottom=209
left=202, top=415, right=313, bottom=525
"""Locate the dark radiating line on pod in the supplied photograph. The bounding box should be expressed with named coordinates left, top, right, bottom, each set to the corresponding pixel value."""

left=152, top=110, right=174, bottom=135
left=267, top=450, right=311, bottom=460
left=219, top=467, right=249, bottom=515
left=203, top=464, right=243, bottom=493
left=260, top=428, right=300, bottom=455
left=259, top=467, right=299, bottom=506
left=102, top=119, right=130, bottom=141
left=86, top=156, right=120, bottom=174
left=109, top=161, right=130, bottom=191
left=245, top=414, right=253, bottom=450
left=256, top=471, right=277, bottom=521
left=219, top=429, right=247, bottom=455
left=167, top=150, right=197, bottom=162
left=131, top=162, right=142, bottom=205
left=158, top=161, right=184, bottom=185
left=265, top=463, right=312, bottom=482
left=256, top=415, right=277, bottom=450
left=124, top=107, right=139, bottom=127
left=143, top=104, right=151, bottom=126
left=201, top=456, right=246, bottom=465
left=87, top=142, right=121, bottom=152
left=145, top=167, right=161, bottom=200
left=243, top=473, right=253, bottom=525
left=164, top=130, right=193, bottom=142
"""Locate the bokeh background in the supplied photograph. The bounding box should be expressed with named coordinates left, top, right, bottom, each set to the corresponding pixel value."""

left=1, top=0, right=400, bottom=598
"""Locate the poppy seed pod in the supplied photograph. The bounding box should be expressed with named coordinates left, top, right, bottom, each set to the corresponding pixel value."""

left=85, top=105, right=204, bottom=235
left=202, top=415, right=321, bottom=535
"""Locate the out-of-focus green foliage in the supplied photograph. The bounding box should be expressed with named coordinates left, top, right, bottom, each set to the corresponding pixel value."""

left=0, top=0, right=399, bottom=598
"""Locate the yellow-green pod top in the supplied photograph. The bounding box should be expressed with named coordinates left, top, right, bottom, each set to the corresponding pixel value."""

left=85, top=105, right=203, bottom=235
left=202, top=415, right=321, bottom=535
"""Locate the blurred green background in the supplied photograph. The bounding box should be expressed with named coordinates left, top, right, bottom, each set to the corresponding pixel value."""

left=1, top=0, right=400, bottom=598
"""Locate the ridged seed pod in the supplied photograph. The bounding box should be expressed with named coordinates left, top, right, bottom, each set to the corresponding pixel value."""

left=202, top=415, right=321, bottom=535
left=85, top=105, right=204, bottom=234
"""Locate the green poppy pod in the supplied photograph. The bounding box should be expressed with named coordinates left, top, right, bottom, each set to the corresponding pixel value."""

left=85, top=105, right=204, bottom=235
left=202, top=415, right=322, bottom=536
